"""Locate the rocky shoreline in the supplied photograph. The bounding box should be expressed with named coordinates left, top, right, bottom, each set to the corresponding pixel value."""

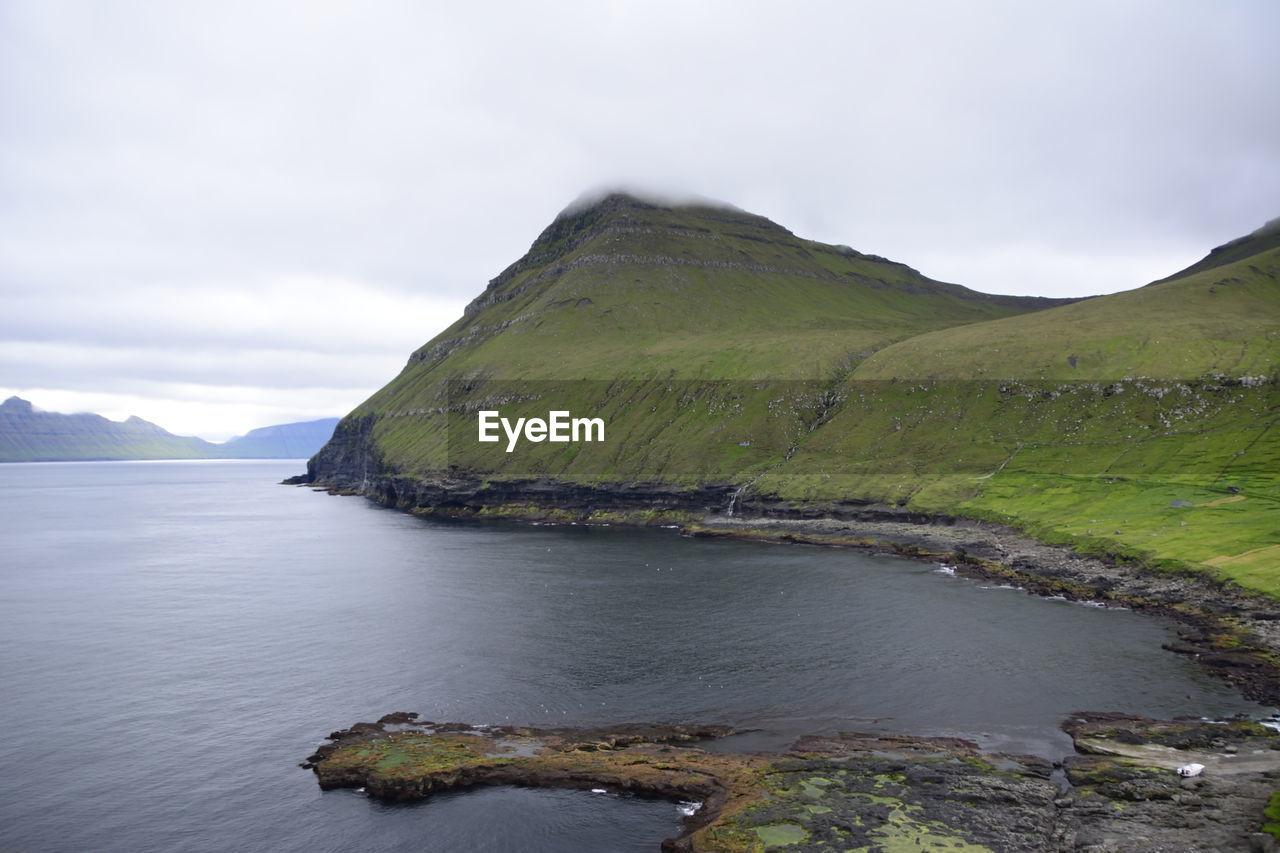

left=294, top=476, right=1280, bottom=847
left=305, top=711, right=1280, bottom=851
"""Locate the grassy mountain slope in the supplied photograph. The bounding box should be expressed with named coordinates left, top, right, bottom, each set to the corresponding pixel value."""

left=316, top=193, right=1067, bottom=484
left=311, top=194, right=1279, bottom=595
left=415, top=193, right=1067, bottom=380
left=765, top=233, right=1280, bottom=592
left=852, top=237, right=1280, bottom=381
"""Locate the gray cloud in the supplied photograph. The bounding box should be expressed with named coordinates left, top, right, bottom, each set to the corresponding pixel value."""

left=2, top=0, right=1278, bottom=438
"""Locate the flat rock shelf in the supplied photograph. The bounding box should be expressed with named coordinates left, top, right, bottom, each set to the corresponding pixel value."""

left=305, top=712, right=1280, bottom=852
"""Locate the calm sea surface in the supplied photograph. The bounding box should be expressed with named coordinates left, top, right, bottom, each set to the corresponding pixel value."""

left=0, top=460, right=1272, bottom=852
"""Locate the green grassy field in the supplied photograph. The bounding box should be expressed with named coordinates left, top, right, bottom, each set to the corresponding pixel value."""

left=804, top=228, right=1280, bottom=595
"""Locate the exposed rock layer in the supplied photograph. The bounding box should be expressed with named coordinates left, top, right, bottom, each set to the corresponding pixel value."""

left=305, top=712, right=1280, bottom=851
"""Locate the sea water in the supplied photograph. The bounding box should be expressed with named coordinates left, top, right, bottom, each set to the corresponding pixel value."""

left=0, top=460, right=1269, bottom=852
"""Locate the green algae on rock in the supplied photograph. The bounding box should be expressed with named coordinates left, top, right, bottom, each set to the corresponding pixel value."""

left=304, top=712, right=1280, bottom=851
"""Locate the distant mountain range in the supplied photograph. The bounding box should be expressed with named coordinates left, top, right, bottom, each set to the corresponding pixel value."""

left=0, top=397, right=338, bottom=461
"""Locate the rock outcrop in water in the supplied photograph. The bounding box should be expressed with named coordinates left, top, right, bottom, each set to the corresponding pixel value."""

left=305, top=711, right=1280, bottom=851
left=297, top=195, right=1280, bottom=847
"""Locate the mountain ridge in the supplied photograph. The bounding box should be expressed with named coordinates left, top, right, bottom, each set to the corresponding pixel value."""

left=0, top=397, right=339, bottom=461
left=307, top=194, right=1279, bottom=599
left=313, top=191, right=1081, bottom=494
left=403, top=192, right=1075, bottom=382
left=1151, top=215, right=1280, bottom=284
left=462, top=191, right=1076, bottom=320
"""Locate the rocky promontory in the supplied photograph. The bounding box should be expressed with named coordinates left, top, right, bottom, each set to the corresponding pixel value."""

left=305, top=711, right=1280, bottom=851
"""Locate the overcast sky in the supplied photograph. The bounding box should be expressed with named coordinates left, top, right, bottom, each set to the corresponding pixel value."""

left=2, top=1, right=1277, bottom=441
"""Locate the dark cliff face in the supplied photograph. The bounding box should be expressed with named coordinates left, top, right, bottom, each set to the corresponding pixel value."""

left=306, top=413, right=382, bottom=487
left=350, top=473, right=738, bottom=520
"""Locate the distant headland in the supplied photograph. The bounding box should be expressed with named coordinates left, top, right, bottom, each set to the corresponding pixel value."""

left=0, top=396, right=338, bottom=461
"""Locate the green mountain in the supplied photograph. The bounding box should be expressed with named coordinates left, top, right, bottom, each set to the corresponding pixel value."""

left=0, top=397, right=338, bottom=461
left=308, top=192, right=1279, bottom=595
left=415, top=192, right=1072, bottom=381
left=310, top=192, right=1068, bottom=485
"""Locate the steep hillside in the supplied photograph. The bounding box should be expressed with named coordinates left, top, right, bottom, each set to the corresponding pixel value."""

left=413, top=192, right=1068, bottom=380
left=311, top=192, right=1066, bottom=489
left=308, top=194, right=1279, bottom=595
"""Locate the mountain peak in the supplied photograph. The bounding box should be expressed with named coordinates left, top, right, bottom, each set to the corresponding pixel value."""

left=407, top=190, right=1078, bottom=380
left=460, top=189, right=809, bottom=316
left=1, top=396, right=34, bottom=413
left=556, top=187, right=746, bottom=219
left=556, top=189, right=662, bottom=219
left=540, top=188, right=784, bottom=246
